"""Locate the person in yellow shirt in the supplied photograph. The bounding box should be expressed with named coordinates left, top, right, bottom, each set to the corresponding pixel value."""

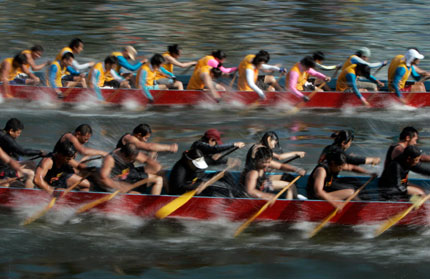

left=47, top=52, right=75, bottom=98
left=21, top=45, right=50, bottom=72
left=186, top=65, right=223, bottom=102
left=155, top=44, right=196, bottom=90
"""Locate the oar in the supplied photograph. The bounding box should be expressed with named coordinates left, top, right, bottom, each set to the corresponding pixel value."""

left=287, top=82, right=326, bottom=115
left=283, top=154, right=301, bottom=164
left=308, top=175, right=376, bottom=238
left=75, top=177, right=150, bottom=214
left=155, top=159, right=240, bottom=219
left=374, top=193, right=430, bottom=237
left=22, top=174, right=90, bottom=226
left=234, top=175, right=301, bottom=237
left=0, top=177, right=19, bottom=187
left=29, top=154, right=45, bottom=161
left=80, top=155, right=104, bottom=164
left=215, top=146, right=239, bottom=162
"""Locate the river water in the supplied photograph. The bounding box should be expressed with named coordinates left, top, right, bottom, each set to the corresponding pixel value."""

left=1, top=0, right=430, bottom=278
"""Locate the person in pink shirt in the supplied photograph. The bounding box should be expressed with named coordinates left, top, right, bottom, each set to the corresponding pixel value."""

left=286, top=56, right=331, bottom=102
left=206, top=50, right=237, bottom=74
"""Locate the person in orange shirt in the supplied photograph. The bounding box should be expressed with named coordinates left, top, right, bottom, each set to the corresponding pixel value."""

left=21, top=45, right=50, bottom=71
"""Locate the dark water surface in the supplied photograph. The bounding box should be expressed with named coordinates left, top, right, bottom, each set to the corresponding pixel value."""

left=2, top=0, right=430, bottom=278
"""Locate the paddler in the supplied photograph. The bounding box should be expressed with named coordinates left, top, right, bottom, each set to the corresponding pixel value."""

left=318, top=130, right=380, bottom=166
left=90, top=143, right=163, bottom=195
left=186, top=65, right=223, bottom=102
left=336, top=63, right=384, bottom=106
left=34, top=140, right=91, bottom=194
left=0, top=146, right=33, bottom=188
left=110, top=45, right=146, bottom=87
left=54, top=124, right=108, bottom=157
left=0, top=53, right=40, bottom=97
left=379, top=145, right=429, bottom=200
left=136, top=54, right=181, bottom=102
left=388, top=48, right=430, bottom=103
left=307, top=151, right=376, bottom=209
left=55, top=38, right=93, bottom=88
left=237, top=50, right=286, bottom=100
left=190, top=128, right=245, bottom=166
left=47, top=52, right=75, bottom=98
left=21, top=45, right=50, bottom=71
left=285, top=56, right=331, bottom=102
left=155, top=44, right=197, bottom=89
left=194, top=50, right=237, bottom=75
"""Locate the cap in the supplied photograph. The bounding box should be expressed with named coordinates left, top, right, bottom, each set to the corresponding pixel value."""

left=204, top=128, right=223, bottom=145
left=125, top=45, right=137, bottom=61
left=185, top=149, right=208, bottom=169
left=357, top=47, right=371, bottom=58
left=405, top=49, right=424, bottom=67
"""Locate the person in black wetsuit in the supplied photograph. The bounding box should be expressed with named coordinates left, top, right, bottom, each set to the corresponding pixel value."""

left=318, top=130, right=380, bottom=166
left=34, top=140, right=91, bottom=195
left=93, top=143, right=163, bottom=195
left=379, top=145, right=429, bottom=201
left=190, top=128, right=245, bottom=166
left=0, top=146, right=29, bottom=187
left=307, top=150, right=376, bottom=209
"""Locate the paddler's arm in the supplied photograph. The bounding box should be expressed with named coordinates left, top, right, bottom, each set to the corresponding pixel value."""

left=135, top=151, right=162, bottom=175
left=313, top=167, right=342, bottom=209
left=126, top=135, right=177, bottom=153
left=392, top=67, right=406, bottom=98
left=207, top=59, right=237, bottom=74
left=366, top=74, right=384, bottom=89
left=159, top=67, right=175, bottom=79
left=117, top=56, right=143, bottom=72
left=346, top=73, right=370, bottom=106
left=48, top=64, right=60, bottom=91
left=276, top=151, right=306, bottom=161
left=66, top=65, right=80, bottom=76
left=411, top=162, right=430, bottom=176
left=350, top=56, right=386, bottom=69
left=270, top=160, right=306, bottom=176
left=164, top=55, right=196, bottom=68
left=72, top=59, right=94, bottom=71
left=1, top=134, right=42, bottom=158
left=66, top=134, right=107, bottom=157
left=411, top=66, right=423, bottom=81
left=24, top=52, right=49, bottom=71
left=287, top=71, right=307, bottom=100
left=33, top=157, right=55, bottom=195
left=245, top=68, right=266, bottom=99
left=201, top=71, right=221, bottom=102
left=245, top=170, right=275, bottom=200
left=138, top=69, right=155, bottom=102
left=99, top=155, right=130, bottom=192
left=308, top=68, right=330, bottom=82
left=342, top=163, right=375, bottom=175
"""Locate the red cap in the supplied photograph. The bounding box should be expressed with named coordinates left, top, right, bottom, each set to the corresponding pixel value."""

left=204, top=129, right=223, bottom=145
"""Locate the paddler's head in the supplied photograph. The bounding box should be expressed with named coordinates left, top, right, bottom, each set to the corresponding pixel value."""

left=251, top=146, right=273, bottom=170
left=133, top=123, right=152, bottom=142
left=61, top=52, right=74, bottom=67
left=402, top=145, right=422, bottom=167
left=69, top=38, right=84, bottom=54
left=55, top=140, right=77, bottom=164
left=74, top=124, right=93, bottom=144
left=150, top=54, right=165, bottom=71
left=12, top=53, right=27, bottom=69
left=4, top=118, right=24, bottom=139
left=212, top=50, right=227, bottom=64
left=355, top=63, right=371, bottom=79
left=326, top=151, right=347, bottom=173
left=252, top=50, right=270, bottom=69
left=203, top=128, right=223, bottom=146
left=104, top=55, right=118, bottom=71
left=331, top=130, right=354, bottom=150
left=405, top=48, right=424, bottom=67
left=124, top=46, right=137, bottom=61
left=120, top=143, right=139, bottom=162
left=399, top=126, right=419, bottom=146
left=261, top=131, right=280, bottom=150
left=168, top=44, right=182, bottom=58
left=184, top=149, right=208, bottom=170
left=300, top=56, right=316, bottom=71
left=30, top=45, right=44, bottom=60
left=312, top=51, right=325, bottom=64
left=356, top=47, right=371, bottom=61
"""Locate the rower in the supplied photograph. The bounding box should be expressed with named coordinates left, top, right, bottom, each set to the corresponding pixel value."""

left=379, top=145, right=428, bottom=201
left=154, top=44, right=197, bottom=89
left=0, top=146, right=33, bottom=188
left=336, top=63, right=384, bottom=106
left=34, top=140, right=90, bottom=194
left=318, top=130, right=380, bottom=166
left=193, top=50, right=237, bottom=75
left=47, top=52, right=75, bottom=98
left=55, top=38, right=93, bottom=88
left=243, top=132, right=306, bottom=199
left=54, top=124, right=108, bottom=157
left=0, top=53, right=40, bottom=97
left=341, top=47, right=387, bottom=72
left=21, top=45, right=50, bottom=71
left=237, top=50, right=285, bottom=100
left=116, top=123, right=177, bottom=174
left=388, top=48, right=430, bottom=103
left=186, top=66, right=223, bottom=102
left=307, top=151, right=375, bottom=209
left=111, top=45, right=146, bottom=86
left=136, top=54, right=180, bottom=102
left=384, top=126, right=430, bottom=169
left=91, top=143, right=163, bottom=195
left=190, top=128, right=245, bottom=166
left=285, top=56, right=331, bottom=102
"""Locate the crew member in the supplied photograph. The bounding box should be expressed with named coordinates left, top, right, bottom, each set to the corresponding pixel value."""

left=21, top=45, right=50, bottom=71
left=47, top=52, right=75, bottom=97
left=186, top=66, right=223, bottom=102
left=0, top=146, right=33, bottom=188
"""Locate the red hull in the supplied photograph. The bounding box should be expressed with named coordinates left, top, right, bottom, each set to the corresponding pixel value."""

left=5, top=85, right=430, bottom=108
left=1, top=187, right=429, bottom=226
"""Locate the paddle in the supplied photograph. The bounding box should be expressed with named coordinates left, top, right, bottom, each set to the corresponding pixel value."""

left=75, top=177, right=150, bottom=214
left=286, top=82, right=327, bottom=115
left=307, top=175, right=376, bottom=238
left=374, top=192, right=430, bottom=237
left=29, top=154, right=45, bottom=161
left=155, top=159, right=240, bottom=219
left=22, top=174, right=90, bottom=226
left=283, top=154, right=301, bottom=164
left=373, top=62, right=387, bottom=76
left=80, top=155, right=104, bottom=164
left=0, top=177, right=19, bottom=187
left=234, top=175, right=302, bottom=237
left=214, top=146, right=239, bottom=162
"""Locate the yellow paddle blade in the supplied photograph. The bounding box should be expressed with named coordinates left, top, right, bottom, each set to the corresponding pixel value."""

left=155, top=189, right=197, bottom=219
left=234, top=203, right=270, bottom=237
left=21, top=197, right=57, bottom=226
left=308, top=208, right=339, bottom=238
left=76, top=190, right=120, bottom=214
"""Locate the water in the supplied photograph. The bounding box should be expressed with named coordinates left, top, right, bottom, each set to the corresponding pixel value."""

left=2, top=0, right=430, bottom=278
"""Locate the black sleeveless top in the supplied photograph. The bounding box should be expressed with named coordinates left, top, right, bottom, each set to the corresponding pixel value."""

left=384, top=143, right=400, bottom=169
left=306, top=163, right=339, bottom=199
left=110, top=152, right=135, bottom=179
left=44, top=153, right=75, bottom=185
left=53, top=132, right=69, bottom=152
left=115, top=133, right=130, bottom=149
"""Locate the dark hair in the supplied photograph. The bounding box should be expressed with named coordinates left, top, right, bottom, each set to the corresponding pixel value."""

left=331, top=130, right=354, bottom=146
left=326, top=151, right=347, bottom=166
left=75, top=124, right=92, bottom=135
left=260, top=131, right=280, bottom=149
left=13, top=53, right=27, bottom=67
left=210, top=67, right=222, bottom=79
left=252, top=146, right=273, bottom=164
left=4, top=118, right=24, bottom=132
left=150, top=54, right=165, bottom=66
left=168, top=44, right=181, bottom=56
left=399, top=126, right=418, bottom=141
left=402, top=145, right=422, bottom=159
left=212, top=50, right=226, bottom=60
left=300, top=56, right=316, bottom=69
left=56, top=140, right=77, bottom=157
left=252, top=50, right=270, bottom=65
left=69, top=38, right=83, bottom=49
left=121, top=143, right=139, bottom=159
left=104, top=55, right=118, bottom=65
left=30, top=45, right=44, bottom=52
left=62, top=52, right=74, bottom=61
left=355, top=63, right=371, bottom=78
left=132, top=124, right=152, bottom=136
left=312, top=51, right=325, bottom=61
